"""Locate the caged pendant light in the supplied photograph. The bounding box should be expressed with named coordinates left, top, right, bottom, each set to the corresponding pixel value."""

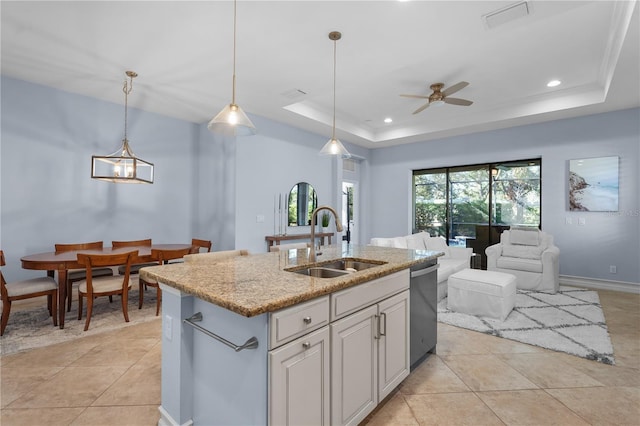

left=208, top=0, right=256, bottom=136
left=319, top=31, right=350, bottom=157
left=91, top=71, right=154, bottom=184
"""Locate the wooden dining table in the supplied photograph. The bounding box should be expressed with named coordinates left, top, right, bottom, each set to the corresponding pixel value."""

left=21, top=244, right=192, bottom=329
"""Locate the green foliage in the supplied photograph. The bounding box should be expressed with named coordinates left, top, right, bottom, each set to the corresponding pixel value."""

left=321, top=213, right=330, bottom=227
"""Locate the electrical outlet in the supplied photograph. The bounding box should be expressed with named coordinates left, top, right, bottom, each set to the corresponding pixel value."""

left=256, top=214, right=265, bottom=223
left=164, top=315, right=173, bottom=340
left=578, top=217, right=586, bottom=226
left=609, top=265, right=617, bottom=274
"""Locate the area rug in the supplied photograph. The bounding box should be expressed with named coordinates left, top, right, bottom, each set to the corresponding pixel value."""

left=438, top=286, right=615, bottom=364
left=0, top=279, right=161, bottom=356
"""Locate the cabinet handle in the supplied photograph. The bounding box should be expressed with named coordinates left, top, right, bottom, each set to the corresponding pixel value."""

left=303, top=316, right=312, bottom=324
left=374, top=314, right=380, bottom=339
left=379, top=313, right=386, bottom=337
left=302, top=342, right=311, bottom=349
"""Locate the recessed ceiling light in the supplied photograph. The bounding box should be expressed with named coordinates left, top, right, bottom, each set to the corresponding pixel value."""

left=547, top=80, right=561, bottom=87
left=384, top=117, right=393, bottom=123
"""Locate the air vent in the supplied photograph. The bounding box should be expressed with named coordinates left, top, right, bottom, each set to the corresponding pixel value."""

left=483, top=1, right=530, bottom=29
left=281, top=88, right=307, bottom=99
left=343, top=158, right=357, bottom=172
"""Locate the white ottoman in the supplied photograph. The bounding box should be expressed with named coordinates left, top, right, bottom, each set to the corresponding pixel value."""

left=447, top=269, right=516, bottom=321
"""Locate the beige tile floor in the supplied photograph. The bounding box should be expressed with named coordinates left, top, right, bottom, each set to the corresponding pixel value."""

left=1, top=289, right=638, bottom=425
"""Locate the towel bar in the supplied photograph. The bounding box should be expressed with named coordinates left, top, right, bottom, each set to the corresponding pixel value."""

left=183, top=312, right=259, bottom=352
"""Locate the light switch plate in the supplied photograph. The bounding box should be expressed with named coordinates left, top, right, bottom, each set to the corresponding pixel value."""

left=578, top=217, right=586, bottom=225
left=256, top=215, right=265, bottom=223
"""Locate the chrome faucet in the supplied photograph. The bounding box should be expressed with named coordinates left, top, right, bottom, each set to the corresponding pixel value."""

left=310, top=206, right=343, bottom=262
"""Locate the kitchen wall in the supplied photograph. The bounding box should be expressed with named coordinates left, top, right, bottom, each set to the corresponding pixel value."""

left=2, top=76, right=638, bottom=286
left=368, top=108, right=640, bottom=285
left=233, top=114, right=367, bottom=254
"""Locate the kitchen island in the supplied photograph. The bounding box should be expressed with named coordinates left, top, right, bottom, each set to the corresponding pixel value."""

left=140, top=243, right=440, bottom=426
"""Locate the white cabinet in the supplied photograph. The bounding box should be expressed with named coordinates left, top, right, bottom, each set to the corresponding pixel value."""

left=269, top=327, right=330, bottom=426
left=330, top=270, right=410, bottom=426
left=269, top=296, right=330, bottom=426
left=330, top=304, right=378, bottom=426
left=270, top=270, right=410, bottom=426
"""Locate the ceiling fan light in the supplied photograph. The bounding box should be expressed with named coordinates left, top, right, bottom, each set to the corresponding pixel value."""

left=431, top=100, right=445, bottom=107
left=319, top=138, right=349, bottom=156
left=208, top=103, right=256, bottom=136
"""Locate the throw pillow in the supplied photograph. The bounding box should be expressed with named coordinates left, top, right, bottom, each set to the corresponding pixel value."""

left=509, top=228, right=540, bottom=246
left=426, top=236, right=450, bottom=257
left=391, top=237, right=408, bottom=249
left=369, top=238, right=394, bottom=247
left=405, top=232, right=427, bottom=250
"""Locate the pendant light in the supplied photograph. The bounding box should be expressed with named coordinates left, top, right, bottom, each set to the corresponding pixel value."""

left=208, top=0, right=256, bottom=136
left=319, top=31, right=350, bottom=157
left=91, top=71, right=154, bottom=184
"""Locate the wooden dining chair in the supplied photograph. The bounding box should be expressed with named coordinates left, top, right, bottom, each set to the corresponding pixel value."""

left=55, top=241, right=114, bottom=312
left=76, top=250, right=137, bottom=331
left=191, top=238, right=212, bottom=254
left=111, top=239, right=154, bottom=275
left=1, top=250, right=58, bottom=335
left=138, top=247, right=193, bottom=316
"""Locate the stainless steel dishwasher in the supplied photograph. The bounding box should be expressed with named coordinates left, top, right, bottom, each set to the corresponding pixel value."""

left=410, top=259, right=439, bottom=370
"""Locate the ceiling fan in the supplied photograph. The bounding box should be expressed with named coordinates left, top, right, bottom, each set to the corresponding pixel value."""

left=400, top=81, right=473, bottom=114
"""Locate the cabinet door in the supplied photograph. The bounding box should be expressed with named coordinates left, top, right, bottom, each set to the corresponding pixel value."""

left=269, top=327, right=330, bottom=426
left=378, top=290, right=410, bottom=400
left=331, top=305, right=378, bottom=426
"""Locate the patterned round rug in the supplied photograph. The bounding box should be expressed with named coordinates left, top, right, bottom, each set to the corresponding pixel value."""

left=438, top=285, right=615, bottom=364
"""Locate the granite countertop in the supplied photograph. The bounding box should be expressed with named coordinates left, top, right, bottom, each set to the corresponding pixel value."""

left=139, top=243, right=442, bottom=317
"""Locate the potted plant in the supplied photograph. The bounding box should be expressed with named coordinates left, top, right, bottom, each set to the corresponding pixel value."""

left=321, top=213, right=330, bottom=233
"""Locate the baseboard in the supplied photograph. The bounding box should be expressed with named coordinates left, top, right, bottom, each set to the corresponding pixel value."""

left=158, top=406, right=193, bottom=426
left=560, top=275, right=640, bottom=294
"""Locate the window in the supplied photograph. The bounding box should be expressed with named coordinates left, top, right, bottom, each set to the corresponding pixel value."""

left=413, top=159, right=541, bottom=268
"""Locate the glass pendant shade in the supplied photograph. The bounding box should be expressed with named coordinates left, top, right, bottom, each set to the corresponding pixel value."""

left=207, top=103, right=256, bottom=136
left=92, top=139, right=154, bottom=184
left=321, top=31, right=350, bottom=157
left=319, top=138, right=349, bottom=156
left=209, top=0, right=256, bottom=137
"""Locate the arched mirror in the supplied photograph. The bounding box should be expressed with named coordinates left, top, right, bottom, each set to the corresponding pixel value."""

left=288, top=182, right=318, bottom=226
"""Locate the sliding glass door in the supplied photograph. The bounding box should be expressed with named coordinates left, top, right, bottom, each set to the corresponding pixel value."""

left=413, top=159, right=541, bottom=269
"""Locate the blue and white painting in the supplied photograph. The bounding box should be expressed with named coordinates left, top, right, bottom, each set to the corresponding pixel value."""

left=569, top=156, right=619, bottom=211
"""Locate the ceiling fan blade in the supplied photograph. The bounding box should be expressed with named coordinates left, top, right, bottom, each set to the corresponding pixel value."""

left=412, top=103, right=431, bottom=114
left=400, top=94, right=429, bottom=99
left=444, top=97, right=473, bottom=106
left=442, top=81, right=469, bottom=97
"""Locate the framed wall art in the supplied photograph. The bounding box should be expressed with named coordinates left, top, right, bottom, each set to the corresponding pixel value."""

left=568, top=156, right=619, bottom=211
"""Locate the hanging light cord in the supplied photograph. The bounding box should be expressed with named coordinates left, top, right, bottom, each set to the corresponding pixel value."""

left=121, top=72, right=136, bottom=156
left=123, top=77, right=132, bottom=142
left=231, top=0, right=237, bottom=105
left=332, top=37, right=337, bottom=140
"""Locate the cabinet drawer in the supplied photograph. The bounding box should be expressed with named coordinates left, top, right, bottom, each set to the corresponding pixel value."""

left=331, top=270, right=409, bottom=321
left=269, top=295, right=330, bottom=349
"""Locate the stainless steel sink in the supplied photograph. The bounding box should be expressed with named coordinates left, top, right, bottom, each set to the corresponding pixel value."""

left=286, top=258, right=387, bottom=278
left=317, top=258, right=387, bottom=272
left=291, top=267, right=351, bottom=278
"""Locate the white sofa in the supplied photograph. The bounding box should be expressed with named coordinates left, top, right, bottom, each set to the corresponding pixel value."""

left=485, top=228, right=560, bottom=293
left=369, top=232, right=473, bottom=301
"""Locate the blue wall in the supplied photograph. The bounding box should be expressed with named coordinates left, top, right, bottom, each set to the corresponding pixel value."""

left=368, top=109, right=640, bottom=284
left=1, top=77, right=198, bottom=280
left=2, top=76, right=638, bottom=286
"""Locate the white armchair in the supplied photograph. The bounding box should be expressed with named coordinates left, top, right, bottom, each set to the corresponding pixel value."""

left=485, top=228, right=559, bottom=293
